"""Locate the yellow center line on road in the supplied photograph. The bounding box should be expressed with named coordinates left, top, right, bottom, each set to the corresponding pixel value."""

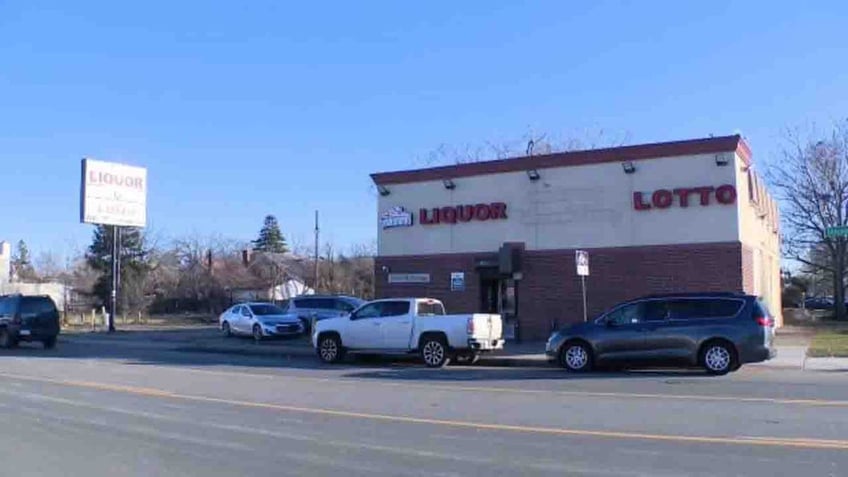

left=110, top=363, right=848, bottom=408
left=1, top=371, right=846, bottom=451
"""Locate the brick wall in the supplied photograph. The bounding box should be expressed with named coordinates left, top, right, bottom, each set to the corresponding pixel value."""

left=741, top=245, right=755, bottom=294
left=376, top=241, right=745, bottom=341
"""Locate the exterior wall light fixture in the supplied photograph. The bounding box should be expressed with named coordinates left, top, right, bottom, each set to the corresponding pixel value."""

left=377, top=185, right=390, bottom=196
left=526, top=169, right=541, bottom=181
left=622, top=161, right=636, bottom=174
left=443, top=179, right=456, bottom=190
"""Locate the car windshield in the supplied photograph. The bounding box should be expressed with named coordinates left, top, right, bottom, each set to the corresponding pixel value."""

left=249, top=304, right=286, bottom=316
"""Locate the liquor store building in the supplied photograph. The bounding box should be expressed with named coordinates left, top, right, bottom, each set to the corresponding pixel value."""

left=371, top=135, right=781, bottom=341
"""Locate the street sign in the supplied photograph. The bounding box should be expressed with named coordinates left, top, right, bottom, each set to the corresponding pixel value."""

left=575, top=250, right=589, bottom=276
left=450, top=272, right=465, bottom=291
left=826, top=226, right=848, bottom=238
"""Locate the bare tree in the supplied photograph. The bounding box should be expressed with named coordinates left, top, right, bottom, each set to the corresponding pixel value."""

left=769, top=120, right=848, bottom=320
left=417, top=128, right=632, bottom=166
left=34, top=251, right=63, bottom=282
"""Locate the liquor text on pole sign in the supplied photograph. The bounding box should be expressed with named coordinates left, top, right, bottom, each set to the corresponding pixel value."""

left=80, top=159, right=148, bottom=228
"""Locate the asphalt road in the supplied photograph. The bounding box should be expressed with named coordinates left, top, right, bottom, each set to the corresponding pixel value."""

left=0, top=339, right=846, bottom=476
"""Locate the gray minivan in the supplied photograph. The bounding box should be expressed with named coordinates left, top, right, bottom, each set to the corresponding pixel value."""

left=545, top=293, right=776, bottom=375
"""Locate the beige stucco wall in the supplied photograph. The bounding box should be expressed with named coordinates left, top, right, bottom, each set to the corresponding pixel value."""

left=378, top=152, right=740, bottom=256
left=734, top=154, right=783, bottom=325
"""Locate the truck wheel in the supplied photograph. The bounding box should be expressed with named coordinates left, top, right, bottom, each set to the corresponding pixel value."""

left=420, top=336, right=451, bottom=368
left=0, top=329, right=18, bottom=349
left=317, top=334, right=343, bottom=364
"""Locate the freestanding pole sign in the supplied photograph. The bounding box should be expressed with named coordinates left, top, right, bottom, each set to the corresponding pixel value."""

left=575, top=250, right=589, bottom=322
left=80, top=159, right=148, bottom=332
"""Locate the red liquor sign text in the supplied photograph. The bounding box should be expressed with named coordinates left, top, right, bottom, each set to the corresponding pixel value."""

left=634, top=185, right=737, bottom=211
left=420, top=202, right=507, bottom=225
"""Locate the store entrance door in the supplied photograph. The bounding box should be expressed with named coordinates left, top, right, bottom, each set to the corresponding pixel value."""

left=479, top=276, right=519, bottom=340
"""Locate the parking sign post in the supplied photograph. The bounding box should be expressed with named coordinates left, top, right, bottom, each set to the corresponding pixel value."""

left=575, top=250, right=589, bottom=322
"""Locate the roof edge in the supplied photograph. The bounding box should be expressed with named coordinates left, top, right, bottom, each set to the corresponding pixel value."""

left=372, top=134, right=751, bottom=186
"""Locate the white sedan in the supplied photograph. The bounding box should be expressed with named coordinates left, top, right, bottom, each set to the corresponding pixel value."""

left=219, top=303, right=304, bottom=341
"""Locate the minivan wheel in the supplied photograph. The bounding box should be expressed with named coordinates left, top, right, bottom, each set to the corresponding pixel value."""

left=560, top=342, right=592, bottom=372
left=420, top=336, right=451, bottom=368
left=701, top=342, right=736, bottom=375
left=317, top=334, right=343, bottom=364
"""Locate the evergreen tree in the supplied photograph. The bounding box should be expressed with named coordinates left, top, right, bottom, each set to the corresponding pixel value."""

left=11, top=240, right=37, bottom=281
left=252, top=215, right=288, bottom=253
left=85, top=225, right=149, bottom=310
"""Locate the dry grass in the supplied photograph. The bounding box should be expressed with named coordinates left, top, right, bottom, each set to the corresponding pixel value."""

left=808, top=329, right=848, bottom=357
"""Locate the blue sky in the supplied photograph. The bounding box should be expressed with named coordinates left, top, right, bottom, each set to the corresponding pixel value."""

left=1, top=1, right=847, bottom=260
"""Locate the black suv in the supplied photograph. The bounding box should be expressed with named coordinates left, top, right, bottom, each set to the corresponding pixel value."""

left=0, top=294, right=61, bottom=349
left=545, top=293, right=776, bottom=375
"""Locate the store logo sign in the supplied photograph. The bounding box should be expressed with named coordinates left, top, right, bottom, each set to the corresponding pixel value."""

left=380, top=206, right=413, bottom=229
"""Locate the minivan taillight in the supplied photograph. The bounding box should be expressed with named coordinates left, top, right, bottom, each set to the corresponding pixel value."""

left=754, top=312, right=775, bottom=327
left=466, top=317, right=475, bottom=335
left=756, top=317, right=775, bottom=327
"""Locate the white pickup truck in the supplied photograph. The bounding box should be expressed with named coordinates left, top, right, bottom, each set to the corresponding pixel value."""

left=312, top=298, right=504, bottom=367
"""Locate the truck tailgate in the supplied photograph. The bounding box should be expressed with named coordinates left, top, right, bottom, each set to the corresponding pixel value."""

left=470, top=314, right=502, bottom=341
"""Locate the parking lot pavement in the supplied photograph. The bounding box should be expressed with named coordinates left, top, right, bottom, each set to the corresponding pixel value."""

left=64, top=327, right=848, bottom=371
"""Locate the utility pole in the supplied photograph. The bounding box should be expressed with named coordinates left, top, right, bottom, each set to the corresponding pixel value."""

left=109, top=225, right=120, bottom=332
left=314, top=210, right=319, bottom=291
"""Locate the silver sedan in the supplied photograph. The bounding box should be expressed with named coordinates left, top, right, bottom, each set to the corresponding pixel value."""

left=219, top=302, right=304, bottom=341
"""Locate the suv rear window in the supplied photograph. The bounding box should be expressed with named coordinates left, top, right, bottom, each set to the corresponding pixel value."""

left=295, top=298, right=335, bottom=310
left=19, top=297, right=58, bottom=318
left=667, top=298, right=743, bottom=320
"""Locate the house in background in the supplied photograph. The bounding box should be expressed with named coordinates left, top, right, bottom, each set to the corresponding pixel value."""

left=0, top=240, right=69, bottom=311
left=227, top=250, right=315, bottom=304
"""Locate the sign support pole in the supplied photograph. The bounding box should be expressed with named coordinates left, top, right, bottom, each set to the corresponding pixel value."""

left=109, top=225, right=120, bottom=333
left=581, top=275, right=588, bottom=322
